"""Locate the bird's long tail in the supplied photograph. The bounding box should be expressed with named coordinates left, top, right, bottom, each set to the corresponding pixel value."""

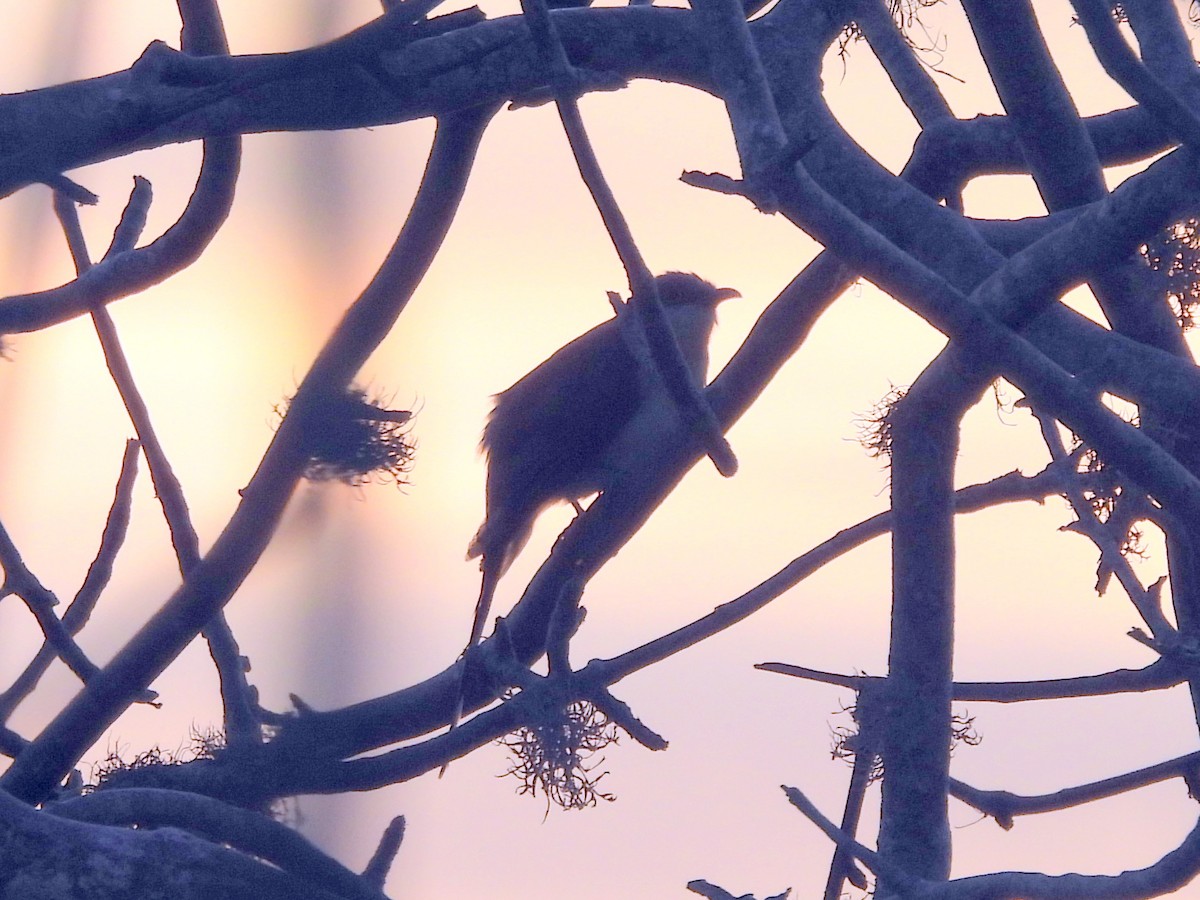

left=440, top=560, right=501, bottom=776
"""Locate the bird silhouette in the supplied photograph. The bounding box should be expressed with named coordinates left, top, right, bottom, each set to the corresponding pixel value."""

left=454, top=272, right=738, bottom=724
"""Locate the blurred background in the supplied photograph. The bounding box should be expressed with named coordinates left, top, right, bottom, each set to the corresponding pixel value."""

left=0, top=1, right=1198, bottom=896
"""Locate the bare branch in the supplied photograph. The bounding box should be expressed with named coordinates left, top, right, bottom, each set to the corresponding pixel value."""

left=949, top=749, right=1200, bottom=827
left=522, top=0, right=737, bottom=478
left=53, top=180, right=260, bottom=749
left=362, top=816, right=406, bottom=890
left=0, top=518, right=104, bottom=689
left=853, top=0, right=954, bottom=129
left=1071, top=0, right=1200, bottom=151
left=1029, top=404, right=1176, bottom=642
left=593, top=467, right=1063, bottom=684
left=0, top=440, right=142, bottom=723
left=758, top=657, right=1189, bottom=703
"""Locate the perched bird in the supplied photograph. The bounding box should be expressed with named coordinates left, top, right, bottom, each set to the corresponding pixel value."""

left=463, top=272, right=739, bottom=656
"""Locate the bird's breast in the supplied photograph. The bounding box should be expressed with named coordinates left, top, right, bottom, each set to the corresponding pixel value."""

left=595, top=304, right=716, bottom=486
left=596, top=380, right=688, bottom=485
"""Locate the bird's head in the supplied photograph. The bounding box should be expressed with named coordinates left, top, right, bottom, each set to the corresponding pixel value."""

left=652, top=272, right=741, bottom=308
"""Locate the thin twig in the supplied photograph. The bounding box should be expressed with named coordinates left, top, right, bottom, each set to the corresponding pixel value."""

left=0, top=518, right=103, bottom=688
left=0, top=440, right=143, bottom=723
left=53, top=184, right=261, bottom=749
left=823, top=749, right=874, bottom=898
left=589, top=466, right=1063, bottom=683
left=1, top=56, right=240, bottom=335
left=949, top=748, right=1200, bottom=826
left=758, top=658, right=1188, bottom=703
left=1028, top=403, right=1176, bottom=643
left=520, top=0, right=738, bottom=478
left=68, top=439, right=141, bottom=645
left=781, top=785, right=916, bottom=891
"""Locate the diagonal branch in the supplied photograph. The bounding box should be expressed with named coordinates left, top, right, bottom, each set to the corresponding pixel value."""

left=0, top=519, right=103, bottom=689
left=0, top=440, right=141, bottom=724
left=522, top=0, right=737, bottom=478
left=1071, top=0, right=1200, bottom=151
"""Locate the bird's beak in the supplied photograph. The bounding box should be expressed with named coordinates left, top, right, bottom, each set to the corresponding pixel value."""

left=714, top=287, right=741, bottom=302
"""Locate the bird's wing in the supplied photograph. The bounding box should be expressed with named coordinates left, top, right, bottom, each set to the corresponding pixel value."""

left=483, top=318, right=641, bottom=500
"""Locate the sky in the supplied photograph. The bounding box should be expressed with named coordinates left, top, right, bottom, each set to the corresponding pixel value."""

left=0, top=1, right=1199, bottom=897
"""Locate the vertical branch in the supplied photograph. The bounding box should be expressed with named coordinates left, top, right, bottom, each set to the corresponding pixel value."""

left=520, top=0, right=737, bottom=477
left=962, top=0, right=1108, bottom=211
left=688, top=0, right=789, bottom=188
left=676, top=0, right=957, bottom=880
left=822, top=748, right=875, bottom=899
left=173, top=0, right=261, bottom=749
left=877, top=384, right=957, bottom=888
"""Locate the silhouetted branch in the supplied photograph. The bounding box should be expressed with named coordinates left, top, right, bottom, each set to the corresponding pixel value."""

left=0, top=789, right=352, bottom=900
left=950, top=749, right=1200, bottom=827
left=0, top=518, right=103, bottom=688
left=592, top=466, right=1063, bottom=684
left=690, top=0, right=788, bottom=198
left=0, top=62, right=240, bottom=333
left=771, top=147, right=1200, bottom=532
left=1071, top=0, right=1200, bottom=150
left=521, top=0, right=738, bottom=478
left=853, top=0, right=953, bottom=129
left=53, top=178, right=260, bottom=749
left=822, top=748, right=874, bottom=898
left=759, top=658, right=1189, bottom=703
left=1029, top=402, right=1176, bottom=642
left=0, top=440, right=142, bottom=723
left=782, top=785, right=914, bottom=890
left=786, top=783, right=1200, bottom=898
left=362, top=816, right=406, bottom=890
